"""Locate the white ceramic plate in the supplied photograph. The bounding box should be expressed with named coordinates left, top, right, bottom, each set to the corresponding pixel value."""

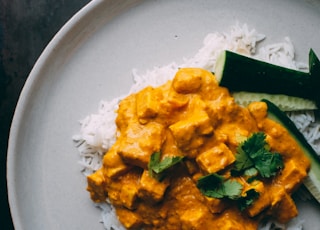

left=7, top=0, right=320, bottom=229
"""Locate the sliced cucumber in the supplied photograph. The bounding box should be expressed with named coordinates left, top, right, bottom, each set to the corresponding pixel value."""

left=214, top=49, right=320, bottom=107
left=233, top=92, right=317, bottom=111
left=262, top=99, right=320, bottom=203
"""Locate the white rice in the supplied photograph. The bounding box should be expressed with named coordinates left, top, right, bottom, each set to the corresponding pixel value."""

left=73, top=23, right=320, bottom=230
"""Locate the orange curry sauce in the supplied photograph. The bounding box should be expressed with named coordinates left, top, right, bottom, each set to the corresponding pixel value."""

left=87, top=68, right=310, bottom=230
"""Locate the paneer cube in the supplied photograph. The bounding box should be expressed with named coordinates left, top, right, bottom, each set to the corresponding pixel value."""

left=103, top=145, right=131, bottom=179
left=169, top=110, right=212, bottom=151
left=205, top=97, right=235, bottom=121
left=247, top=101, right=268, bottom=121
left=279, top=159, right=308, bottom=193
left=116, top=94, right=137, bottom=132
left=180, top=208, right=207, bottom=230
left=184, top=159, right=198, bottom=175
left=204, top=196, right=228, bottom=214
left=167, top=90, right=190, bottom=109
left=240, top=180, right=265, bottom=216
left=138, top=170, right=169, bottom=203
left=86, top=169, right=107, bottom=203
left=120, top=184, right=138, bottom=209
left=169, top=119, right=196, bottom=148
left=161, top=129, right=183, bottom=158
left=246, top=188, right=272, bottom=217
left=120, top=183, right=139, bottom=210
left=194, top=110, right=214, bottom=135
left=216, top=214, right=247, bottom=230
left=136, top=86, right=161, bottom=122
left=172, top=68, right=203, bottom=94
left=117, top=208, right=142, bottom=230
left=118, top=122, right=165, bottom=169
left=271, top=188, right=298, bottom=223
left=108, top=190, right=120, bottom=205
left=196, top=143, right=235, bottom=173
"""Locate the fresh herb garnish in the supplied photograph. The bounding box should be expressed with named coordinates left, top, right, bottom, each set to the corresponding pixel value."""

left=233, top=146, right=254, bottom=173
left=244, top=168, right=259, bottom=183
left=197, top=173, right=258, bottom=210
left=197, top=132, right=284, bottom=211
left=148, top=152, right=184, bottom=180
left=197, top=173, right=243, bottom=200
left=238, top=189, right=260, bottom=211
left=244, top=167, right=259, bottom=177
left=232, top=132, right=284, bottom=178
left=253, top=149, right=284, bottom=178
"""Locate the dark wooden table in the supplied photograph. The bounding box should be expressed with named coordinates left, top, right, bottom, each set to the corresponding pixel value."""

left=0, top=1, right=91, bottom=228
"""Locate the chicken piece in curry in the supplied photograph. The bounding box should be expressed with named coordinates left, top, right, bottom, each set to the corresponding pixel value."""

left=87, top=68, right=310, bottom=230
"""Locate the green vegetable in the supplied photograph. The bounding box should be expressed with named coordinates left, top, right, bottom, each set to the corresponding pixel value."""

left=254, top=149, right=284, bottom=178
left=197, top=132, right=284, bottom=210
left=197, top=173, right=259, bottom=210
left=214, top=49, right=320, bottom=108
left=238, top=189, right=260, bottom=211
left=232, top=92, right=317, bottom=111
left=232, top=132, right=284, bottom=178
left=148, top=152, right=184, bottom=180
left=233, top=146, right=254, bottom=173
left=244, top=167, right=259, bottom=177
left=244, top=168, right=259, bottom=183
left=196, top=173, right=243, bottom=199
left=262, top=99, right=320, bottom=203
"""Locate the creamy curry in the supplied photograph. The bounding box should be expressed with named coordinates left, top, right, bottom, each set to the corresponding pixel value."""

left=87, top=68, right=310, bottom=230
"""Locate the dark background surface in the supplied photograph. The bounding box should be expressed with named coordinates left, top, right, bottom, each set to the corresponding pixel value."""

left=0, top=0, right=91, bottom=229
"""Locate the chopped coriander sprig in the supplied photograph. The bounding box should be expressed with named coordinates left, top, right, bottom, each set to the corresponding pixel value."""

left=148, top=152, right=184, bottom=181
left=238, top=189, right=260, bottom=211
left=196, top=173, right=243, bottom=199
left=232, top=132, right=284, bottom=178
left=197, top=132, right=283, bottom=211
left=196, top=173, right=259, bottom=210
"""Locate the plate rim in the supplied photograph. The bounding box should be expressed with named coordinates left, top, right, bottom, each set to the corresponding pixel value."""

left=6, top=0, right=320, bottom=229
left=6, top=0, right=105, bottom=229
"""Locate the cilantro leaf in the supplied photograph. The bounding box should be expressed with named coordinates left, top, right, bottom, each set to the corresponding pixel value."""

left=238, top=189, right=260, bottom=211
left=152, top=155, right=185, bottom=173
left=233, top=147, right=254, bottom=172
left=148, top=152, right=184, bottom=180
left=241, top=132, right=267, bottom=155
left=223, top=180, right=243, bottom=200
left=197, top=173, right=225, bottom=198
left=148, top=152, right=161, bottom=169
left=196, top=132, right=284, bottom=212
left=244, top=167, right=259, bottom=177
left=197, top=173, right=243, bottom=200
left=254, top=151, right=284, bottom=178
left=197, top=173, right=259, bottom=211
left=233, top=132, right=284, bottom=178
left=244, top=168, right=259, bottom=183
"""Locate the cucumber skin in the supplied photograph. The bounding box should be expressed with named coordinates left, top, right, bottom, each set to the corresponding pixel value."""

left=232, top=92, right=317, bottom=111
left=262, top=99, right=320, bottom=203
left=309, top=49, right=320, bottom=106
left=216, top=50, right=316, bottom=102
